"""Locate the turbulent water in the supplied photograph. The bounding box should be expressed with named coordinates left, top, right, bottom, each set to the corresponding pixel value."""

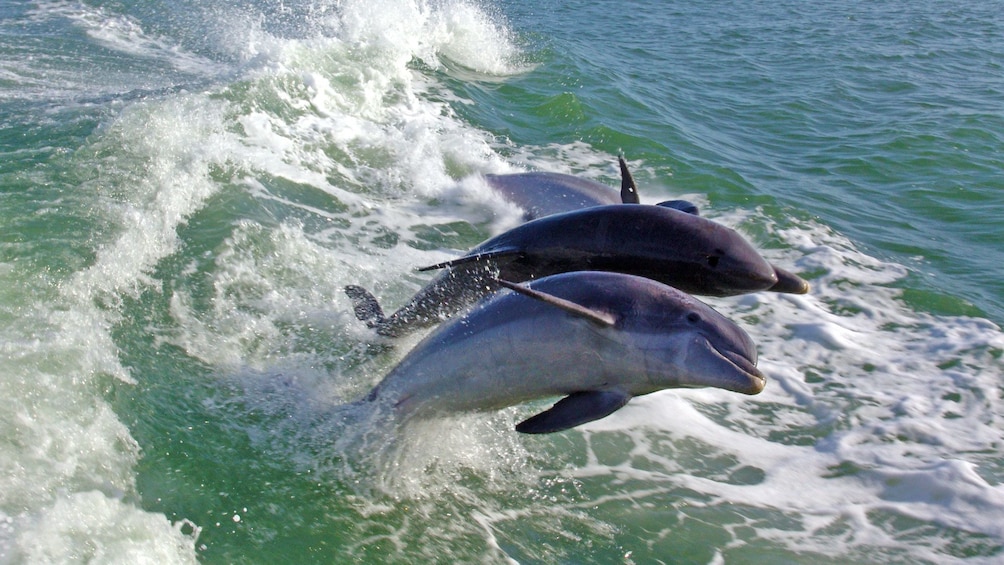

left=2, top=0, right=1004, bottom=562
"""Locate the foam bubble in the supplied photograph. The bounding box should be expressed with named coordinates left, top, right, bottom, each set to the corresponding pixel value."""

left=430, top=1, right=528, bottom=75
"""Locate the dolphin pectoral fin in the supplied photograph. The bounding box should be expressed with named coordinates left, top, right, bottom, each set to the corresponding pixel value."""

left=618, top=155, right=640, bottom=204
left=417, top=248, right=524, bottom=272
left=516, top=389, right=632, bottom=434
left=768, top=265, right=810, bottom=294
left=496, top=278, right=617, bottom=327
left=344, top=285, right=386, bottom=328
left=656, top=199, right=700, bottom=216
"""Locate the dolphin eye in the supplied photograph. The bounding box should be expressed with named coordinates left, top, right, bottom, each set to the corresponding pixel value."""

left=686, top=312, right=701, bottom=324
left=706, top=249, right=724, bottom=268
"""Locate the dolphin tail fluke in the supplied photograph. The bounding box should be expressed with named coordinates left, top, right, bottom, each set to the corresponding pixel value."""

left=618, top=155, right=641, bottom=204
left=516, top=389, right=632, bottom=434
left=344, top=285, right=387, bottom=328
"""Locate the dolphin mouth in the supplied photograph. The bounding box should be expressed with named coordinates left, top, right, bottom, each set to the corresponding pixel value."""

left=685, top=336, right=766, bottom=395
left=715, top=265, right=778, bottom=296
left=739, top=267, right=779, bottom=292
left=721, top=350, right=766, bottom=395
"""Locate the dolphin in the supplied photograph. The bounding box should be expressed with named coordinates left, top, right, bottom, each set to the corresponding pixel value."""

left=482, top=156, right=808, bottom=294
left=360, top=271, right=765, bottom=433
left=346, top=203, right=781, bottom=337
left=483, top=156, right=639, bottom=220
left=484, top=156, right=703, bottom=220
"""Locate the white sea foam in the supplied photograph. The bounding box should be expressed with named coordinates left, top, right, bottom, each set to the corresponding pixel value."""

left=51, top=1, right=229, bottom=76
left=334, top=0, right=526, bottom=76
left=9, top=0, right=1004, bottom=562
left=486, top=217, right=1004, bottom=562
left=192, top=122, right=1004, bottom=561
left=0, top=89, right=245, bottom=560
left=3, top=492, right=199, bottom=564
left=6, top=0, right=527, bottom=558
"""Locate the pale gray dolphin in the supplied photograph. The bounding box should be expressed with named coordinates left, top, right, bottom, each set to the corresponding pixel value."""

left=360, top=271, right=765, bottom=433
left=482, top=156, right=808, bottom=295
left=485, top=171, right=623, bottom=219
left=484, top=156, right=703, bottom=220
left=483, top=156, right=637, bottom=220
left=345, top=203, right=781, bottom=337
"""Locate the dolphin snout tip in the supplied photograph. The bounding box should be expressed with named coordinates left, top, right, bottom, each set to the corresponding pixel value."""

left=769, top=265, right=810, bottom=295
left=731, top=367, right=766, bottom=395
left=744, top=370, right=767, bottom=395
left=722, top=351, right=767, bottom=395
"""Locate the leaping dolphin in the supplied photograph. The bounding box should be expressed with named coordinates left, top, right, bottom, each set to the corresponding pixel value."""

left=346, top=203, right=781, bottom=337
left=483, top=157, right=808, bottom=295
left=360, top=271, right=765, bottom=433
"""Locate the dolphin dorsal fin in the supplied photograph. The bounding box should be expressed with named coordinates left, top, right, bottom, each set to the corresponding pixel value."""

left=495, top=278, right=616, bottom=327
left=418, top=248, right=523, bottom=272
left=618, top=155, right=640, bottom=204
left=516, top=389, right=632, bottom=433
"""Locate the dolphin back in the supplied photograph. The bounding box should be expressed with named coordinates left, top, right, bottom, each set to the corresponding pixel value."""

left=484, top=172, right=622, bottom=220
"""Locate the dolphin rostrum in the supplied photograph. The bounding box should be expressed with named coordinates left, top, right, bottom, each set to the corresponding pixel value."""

left=359, top=271, right=766, bottom=433
left=346, top=203, right=781, bottom=337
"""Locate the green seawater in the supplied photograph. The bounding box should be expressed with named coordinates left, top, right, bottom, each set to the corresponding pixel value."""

left=479, top=0, right=1004, bottom=323
left=2, top=0, right=1004, bottom=563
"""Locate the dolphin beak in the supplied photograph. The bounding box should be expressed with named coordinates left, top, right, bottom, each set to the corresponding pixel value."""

left=769, top=265, right=810, bottom=294
left=722, top=351, right=766, bottom=395
left=690, top=336, right=766, bottom=395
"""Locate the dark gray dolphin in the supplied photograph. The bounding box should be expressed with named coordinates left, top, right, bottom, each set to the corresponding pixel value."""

left=361, top=271, right=765, bottom=433
left=346, top=204, right=783, bottom=337
left=483, top=157, right=807, bottom=294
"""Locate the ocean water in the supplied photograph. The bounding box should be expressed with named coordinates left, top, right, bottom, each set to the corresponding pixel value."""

left=2, top=0, right=1004, bottom=562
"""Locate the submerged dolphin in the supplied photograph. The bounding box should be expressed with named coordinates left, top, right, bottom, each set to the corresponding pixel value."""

left=361, top=271, right=765, bottom=433
left=346, top=203, right=781, bottom=337
left=485, top=156, right=702, bottom=220
left=483, top=157, right=808, bottom=295
left=484, top=156, right=639, bottom=220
